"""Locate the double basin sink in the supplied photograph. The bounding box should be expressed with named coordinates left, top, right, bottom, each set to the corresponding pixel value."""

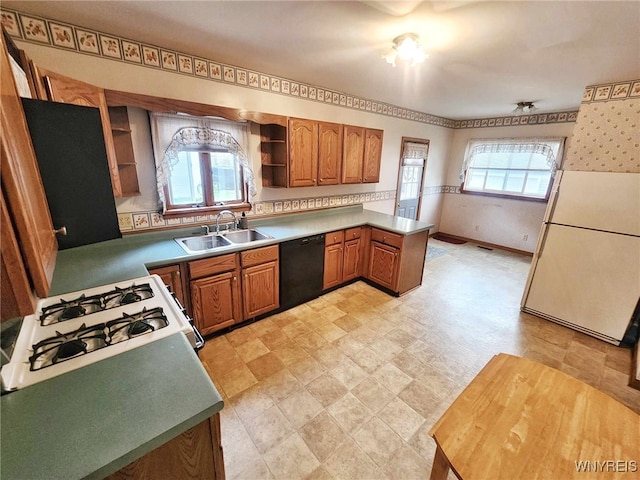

left=175, top=229, right=273, bottom=254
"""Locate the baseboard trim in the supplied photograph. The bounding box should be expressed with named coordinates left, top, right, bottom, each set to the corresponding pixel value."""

left=431, top=232, right=534, bottom=257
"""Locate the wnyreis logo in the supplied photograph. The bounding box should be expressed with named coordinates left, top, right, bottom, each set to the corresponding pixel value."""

left=575, top=460, right=638, bottom=473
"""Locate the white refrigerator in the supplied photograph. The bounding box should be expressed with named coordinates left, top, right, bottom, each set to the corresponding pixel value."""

left=521, top=171, right=640, bottom=345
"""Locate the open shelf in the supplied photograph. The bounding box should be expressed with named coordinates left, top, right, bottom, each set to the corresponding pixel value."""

left=260, top=123, right=288, bottom=188
left=108, top=106, right=140, bottom=196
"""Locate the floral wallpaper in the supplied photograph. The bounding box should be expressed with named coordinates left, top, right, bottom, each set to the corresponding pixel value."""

left=564, top=80, right=640, bottom=172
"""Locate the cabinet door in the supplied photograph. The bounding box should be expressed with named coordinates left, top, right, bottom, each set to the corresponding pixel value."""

left=317, top=122, right=342, bottom=185
left=191, top=271, right=241, bottom=335
left=288, top=118, right=318, bottom=187
left=1, top=37, right=57, bottom=300
left=342, top=125, right=365, bottom=184
left=149, top=264, right=185, bottom=307
left=242, top=261, right=279, bottom=318
left=368, top=241, right=399, bottom=291
left=40, top=69, right=122, bottom=197
left=323, top=243, right=344, bottom=290
left=363, top=129, right=383, bottom=183
left=342, top=238, right=361, bottom=282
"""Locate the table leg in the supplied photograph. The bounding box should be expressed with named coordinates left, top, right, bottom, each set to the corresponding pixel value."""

left=430, top=445, right=451, bottom=480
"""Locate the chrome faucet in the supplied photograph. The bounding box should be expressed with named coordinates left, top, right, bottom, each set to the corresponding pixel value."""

left=216, top=210, right=237, bottom=233
left=200, top=224, right=211, bottom=235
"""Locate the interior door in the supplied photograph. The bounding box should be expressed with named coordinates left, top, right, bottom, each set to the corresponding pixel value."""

left=396, top=139, right=429, bottom=220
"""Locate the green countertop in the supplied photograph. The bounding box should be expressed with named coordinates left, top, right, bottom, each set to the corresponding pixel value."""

left=1, top=334, right=223, bottom=480
left=1, top=205, right=432, bottom=479
left=50, top=205, right=433, bottom=295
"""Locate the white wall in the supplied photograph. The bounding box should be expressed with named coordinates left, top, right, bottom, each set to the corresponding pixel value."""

left=20, top=44, right=453, bottom=228
left=441, top=122, right=576, bottom=252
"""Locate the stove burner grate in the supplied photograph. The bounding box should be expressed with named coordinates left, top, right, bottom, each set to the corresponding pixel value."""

left=38, top=283, right=155, bottom=326
left=40, top=295, right=104, bottom=326
left=103, top=284, right=154, bottom=310
left=29, top=324, right=108, bottom=371
left=107, top=307, right=169, bottom=345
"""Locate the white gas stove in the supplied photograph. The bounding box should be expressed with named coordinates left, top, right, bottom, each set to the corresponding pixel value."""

left=1, top=275, right=203, bottom=392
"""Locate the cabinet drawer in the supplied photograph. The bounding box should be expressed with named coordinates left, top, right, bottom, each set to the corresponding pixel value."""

left=345, top=227, right=361, bottom=240
left=241, top=245, right=279, bottom=268
left=371, top=228, right=403, bottom=249
left=189, top=253, right=238, bottom=279
left=325, top=230, right=345, bottom=246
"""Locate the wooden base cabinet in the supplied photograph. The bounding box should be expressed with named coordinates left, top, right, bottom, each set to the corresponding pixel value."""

left=189, top=254, right=242, bottom=335
left=148, top=264, right=186, bottom=307
left=323, top=228, right=362, bottom=290
left=241, top=245, right=279, bottom=318
left=367, top=228, right=429, bottom=295
left=107, top=413, right=225, bottom=480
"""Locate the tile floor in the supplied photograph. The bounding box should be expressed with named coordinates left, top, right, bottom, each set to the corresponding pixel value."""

left=199, top=239, right=640, bottom=480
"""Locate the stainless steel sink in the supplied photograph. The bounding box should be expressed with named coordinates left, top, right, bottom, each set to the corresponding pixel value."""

left=223, top=229, right=273, bottom=244
left=175, top=229, right=273, bottom=254
left=175, top=234, right=232, bottom=254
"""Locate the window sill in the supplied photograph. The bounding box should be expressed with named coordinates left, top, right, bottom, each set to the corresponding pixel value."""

left=162, top=203, right=252, bottom=219
left=460, top=189, right=549, bottom=203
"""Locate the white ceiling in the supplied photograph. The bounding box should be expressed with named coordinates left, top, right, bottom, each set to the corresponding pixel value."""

left=5, top=1, right=640, bottom=119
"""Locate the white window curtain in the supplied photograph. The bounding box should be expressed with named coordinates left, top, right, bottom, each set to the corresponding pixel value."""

left=149, top=112, right=255, bottom=213
left=402, top=141, right=429, bottom=162
left=460, top=137, right=565, bottom=183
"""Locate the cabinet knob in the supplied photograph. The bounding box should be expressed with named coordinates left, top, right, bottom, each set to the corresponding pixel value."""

left=54, top=226, right=67, bottom=236
left=233, top=276, right=237, bottom=281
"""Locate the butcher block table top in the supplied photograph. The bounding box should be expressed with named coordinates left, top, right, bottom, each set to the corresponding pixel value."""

left=428, top=353, right=640, bottom=480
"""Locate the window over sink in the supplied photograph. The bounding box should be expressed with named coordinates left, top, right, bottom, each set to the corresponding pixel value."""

left=150, top=112, right=255, bottom=217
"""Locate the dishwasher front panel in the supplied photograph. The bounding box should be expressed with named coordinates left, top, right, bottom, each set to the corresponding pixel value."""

left=279, top=234, right=325, bottom=310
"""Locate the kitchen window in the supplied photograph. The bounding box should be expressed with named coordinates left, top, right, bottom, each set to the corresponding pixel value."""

left=150, top=112, right=256, bottom=217
left=460, top=137, right=565, bottom=201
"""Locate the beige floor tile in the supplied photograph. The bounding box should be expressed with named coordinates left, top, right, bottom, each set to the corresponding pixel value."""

left=368, top=337, right=403, bottom=362
left=327, top=392, right=373, bottom=434
left=351, top=376, right=395, bottom=413
left=289, top=356, right=326, bottom=385
left=378, top=397, right=425, bottom=441
left=278, top=389, right=324, bottom=428
left=323, top=437, right=388, bottom=480
left=260, top=329, right=292, bottom=350
left=226, top=326, right=257, bottom=347
left=384, top=327, right=419, bottom=349
left=299, top=410, right=348, bottom=462
left=217, top=364, right=258, bottom=398
left=353, top=416, right=403, bottom=468
left=246, top=351, right=286, bottom=380
left=263, top=433, right=320, bottom=479
left=243, top=404, right=295, bottom=454
left=407, top=422, right=438, bottom=461
left=384, top=444, right=432, bottom=480
left=305, top=465, right=333, bottom=480
left=330, top=357, right=368, bottom=390
left=398, top=380, right=448, bottom=418
left=235, top=337, right=271, bottom=363
left=351, top=347, right=389, bottom=374
left=316, top=304, right=348, bottom=323
left=229, top=383, right=275, bottom=424
left=391, top=350, right=427, bottom=378
left=314, top=321, right=347, bottom=343
left=295, top=331, right=329, bottom=353
left=260, top=368, right=303, bottom=402
left=230, top=456, right=274, bottom=480
left=332, top=334, right=366, bottom=357
left=373, top=363, right=413, bottom=394
left=311, top=343, right=349, bottom=370
left=250, top=317, right=280, bottom=338
left=283, top=319, right=313, bottom=339
left=306, top=373, right=348, bottom=407
left=333, top=315, right=363, bottom=332
left=272, top=343, right=313, bottom=366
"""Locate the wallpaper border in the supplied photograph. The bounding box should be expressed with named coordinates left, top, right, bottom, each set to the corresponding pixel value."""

left=2, top=8, right=578, bottom=130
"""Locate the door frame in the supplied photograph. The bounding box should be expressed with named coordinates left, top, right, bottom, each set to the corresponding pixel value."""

left=394, top=137, right=430, bottom=219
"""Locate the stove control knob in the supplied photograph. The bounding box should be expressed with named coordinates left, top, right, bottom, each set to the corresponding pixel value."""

left=54, top=226, right=67, bottom=236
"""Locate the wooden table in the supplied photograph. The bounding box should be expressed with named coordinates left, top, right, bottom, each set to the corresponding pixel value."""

left=428, top=353, right=640, bottom=480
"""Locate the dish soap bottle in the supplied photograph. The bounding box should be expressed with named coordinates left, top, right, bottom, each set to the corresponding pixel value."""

left=238, top=212, right=248, bottom=230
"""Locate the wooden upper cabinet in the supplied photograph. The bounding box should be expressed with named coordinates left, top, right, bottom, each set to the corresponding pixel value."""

left=288, top=118, right=318, bottom=187
left=317, top=122, right=342, bottom=185
left=342, top=125, right=365, bottom=184
left=1, top=36, right=57, bottom=302
left=363, top=128, right=383, bottom=183
left=39, top=69, right=123, bottom=197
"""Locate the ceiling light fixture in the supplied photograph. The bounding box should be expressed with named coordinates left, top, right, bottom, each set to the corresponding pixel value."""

left=382, top=33, right=427, bottom=67
left=512, top=101, right=538, bottom=116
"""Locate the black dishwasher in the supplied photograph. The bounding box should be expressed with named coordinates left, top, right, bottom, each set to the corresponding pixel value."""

left=279, top=234, right=325, bottom=310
